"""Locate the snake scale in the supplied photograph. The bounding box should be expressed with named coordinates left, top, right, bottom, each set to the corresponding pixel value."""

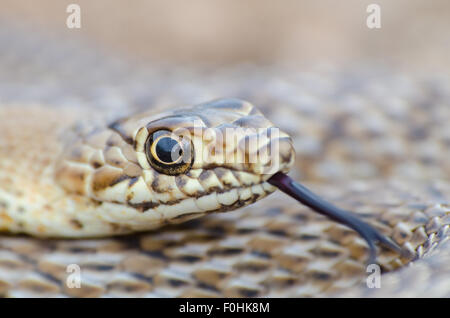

left=0, top=24, right=449, bottom=297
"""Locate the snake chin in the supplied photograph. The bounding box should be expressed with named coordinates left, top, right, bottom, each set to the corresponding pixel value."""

left=56, top=180, right=277, bottom=237
left=165, top=181, right=277, bottom=223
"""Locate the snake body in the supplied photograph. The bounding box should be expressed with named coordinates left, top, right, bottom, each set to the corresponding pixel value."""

left=0, top=25, right=449, bottom=297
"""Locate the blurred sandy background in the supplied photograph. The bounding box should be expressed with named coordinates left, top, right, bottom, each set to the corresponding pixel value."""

left=1, top=0, right=449, bottom=72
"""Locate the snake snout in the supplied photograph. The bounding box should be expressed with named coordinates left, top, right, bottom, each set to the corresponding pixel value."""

left=235, top=135, right=295, bottom=180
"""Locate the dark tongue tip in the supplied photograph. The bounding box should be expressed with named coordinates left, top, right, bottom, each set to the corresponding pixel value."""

left=267, top=172, right=404, bottom=265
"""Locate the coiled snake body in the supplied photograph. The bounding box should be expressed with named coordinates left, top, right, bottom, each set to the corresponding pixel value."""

left=0, top=26, right=449, bottom=297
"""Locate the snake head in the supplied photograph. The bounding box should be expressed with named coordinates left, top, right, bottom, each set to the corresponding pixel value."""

left=55, top=99, right=295, bottom=235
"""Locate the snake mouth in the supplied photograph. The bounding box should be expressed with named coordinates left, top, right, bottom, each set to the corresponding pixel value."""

left=267, top=172, right=404, bottom=264
left=157, top=181, right=275, bottom=226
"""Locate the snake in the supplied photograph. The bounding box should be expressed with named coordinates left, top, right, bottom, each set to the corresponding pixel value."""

left=0, top=23, right=449, bottom=297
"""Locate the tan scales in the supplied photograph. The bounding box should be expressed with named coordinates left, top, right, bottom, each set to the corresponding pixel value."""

left=0, top=25, right=449, bottom=297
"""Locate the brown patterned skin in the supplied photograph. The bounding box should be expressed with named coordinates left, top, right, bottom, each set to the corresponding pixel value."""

left=0, top=25, right=449, bottom=297
left=0, top=99, right=294, bottom=237
left=1, top=101, right=448, bottom=298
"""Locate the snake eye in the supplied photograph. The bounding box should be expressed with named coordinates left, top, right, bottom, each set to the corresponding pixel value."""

left=145, top=130, right=193, bottom=175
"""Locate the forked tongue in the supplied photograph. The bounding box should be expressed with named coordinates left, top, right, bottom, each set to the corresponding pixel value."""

left=268, top=172, right=403, bottom=265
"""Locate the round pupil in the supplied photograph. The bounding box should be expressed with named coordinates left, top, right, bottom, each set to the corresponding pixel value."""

left=155, top=137, right=182, bottom=163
